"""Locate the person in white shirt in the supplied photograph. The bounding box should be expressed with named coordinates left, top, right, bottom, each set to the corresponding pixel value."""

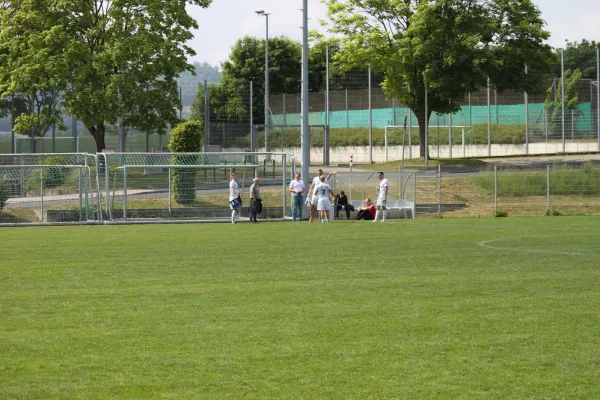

left=314, top=175, right=334, bottom=223
left=307, top=169, right=328, bottom=222
left=288, top=171, right=305, bottom=221
left=373, top=171, right=389, bottom=222
left=229, top=173, right=241, bottom=224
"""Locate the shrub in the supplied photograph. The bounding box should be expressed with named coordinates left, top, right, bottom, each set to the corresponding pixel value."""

left=169, top=120, right=202, bottom=204
left=494, top=209, right=509, bottom=217
left=0, top=176, right=8, bottom=211
left=24, top=156, right=71, bottom=191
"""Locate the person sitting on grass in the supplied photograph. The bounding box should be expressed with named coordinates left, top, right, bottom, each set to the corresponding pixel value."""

left=354, top=198, right=376, bottom=220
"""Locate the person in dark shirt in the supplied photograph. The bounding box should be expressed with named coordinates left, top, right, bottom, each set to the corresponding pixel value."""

left=334, top=191, right=352, bottom=220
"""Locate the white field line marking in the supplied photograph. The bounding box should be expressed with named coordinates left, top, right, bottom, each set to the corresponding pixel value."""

left=478, top=237, right=599, bottom=257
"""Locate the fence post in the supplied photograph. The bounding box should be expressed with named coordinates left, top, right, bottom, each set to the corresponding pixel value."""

left=597, top=46, right=599, bottom=152
left=204, top=80, right=210, bottom=148
left=368, top=65, right=373, bottom=164
left=494, top=165, right=498, bottom=215
left=462, top=128, right=466, bottom=158
left=282, top=154, right=287, bottom=219
left=449, top=113, right=453, bottom=159
left=408, top=108, right=412, bottom=159
left=250, top=81, right=254, bottom=151
left=123, top=166, right=127, bottom=221
left=79, top=168, right=83, bottom=221
left=561, top=48, right=566, bottom=152
left=571, top=109, right=575, bottom=142
left=168, top=167, right=172, bottom=216
left=545, top=111, right=548, bottom=144
left=525, top=65, right=529, bottom=155
left=437, top=165, right=441, bottom=216
left=547, top=164, right=551, bottom=213
left=40, top=169, right=44, bottom=223
left=487, top=77, right=492, bottom=157
left=345, top=89, right=349, bottom=128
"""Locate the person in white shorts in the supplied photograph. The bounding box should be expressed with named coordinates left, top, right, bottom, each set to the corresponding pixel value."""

left=315, top=175, right=334, bottom=223
left=229, top=173, right=241, bottom=224
left=307, top=169, right=327, bottom=222
left=373, top=171, right=389, bottom=222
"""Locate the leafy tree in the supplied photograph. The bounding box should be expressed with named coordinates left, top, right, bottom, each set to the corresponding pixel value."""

left=169, top=120, right=202, bottom=204
left=556, top=40, right=600, bottom=80
left=544, top=69, right=583, bottom=135
left=323, top=0, right=555, bottom=158
left=0, top=0, right=212, bottom=153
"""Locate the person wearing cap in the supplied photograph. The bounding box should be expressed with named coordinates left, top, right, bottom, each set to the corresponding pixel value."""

left=229, top=172, right=241, bottom=224
left=288, top=171, right=305, bottom=221
left=373, top=171, right=389, bottom=222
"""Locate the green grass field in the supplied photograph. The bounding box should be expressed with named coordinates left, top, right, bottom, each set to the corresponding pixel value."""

left=1, top=217, right=600, bottom=399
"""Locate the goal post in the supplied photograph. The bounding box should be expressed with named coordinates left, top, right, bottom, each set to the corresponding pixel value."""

left=97, top=151, right=293, bottom=222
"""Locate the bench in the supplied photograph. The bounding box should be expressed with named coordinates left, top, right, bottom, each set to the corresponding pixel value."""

left=349, top=199, right=415, bottom=219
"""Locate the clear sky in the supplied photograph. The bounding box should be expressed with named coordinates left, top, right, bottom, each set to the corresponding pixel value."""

left=186, top=0, right=600, bottom=67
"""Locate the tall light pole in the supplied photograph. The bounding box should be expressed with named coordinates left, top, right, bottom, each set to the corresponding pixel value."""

left=301, top=0, right=310, bottom=209
left=256, top=10, right=270, bottom=152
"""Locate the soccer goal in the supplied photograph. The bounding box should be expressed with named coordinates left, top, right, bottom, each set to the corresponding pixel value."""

left=97, top=152, right=293, bottom=222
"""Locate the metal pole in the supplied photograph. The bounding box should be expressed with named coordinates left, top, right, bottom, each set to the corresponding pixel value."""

left=385, top=127, right=388, bottom=162
left=264, top=13, right=270, bottom=152
left=345, top=89, right=349, bottom=128
left=449, top=113, right=453, bottom=158
left=301, top=0, right=310, bottom=198
left=204, top=80, right=209, bottom=148
left=40, top=169, right=44, bottom=222
left=437, top=164, right=441, bottom=216
left=10, top=95, right=15, bottom=153
left=78, top=169, right=82, bottom=221
left=597, top=46, right=600, bottom=152
left=561, top=48, right=566, bottom=152
left=545, top=111, right=548, bottom=144
left=179, top=86, right=183, bottom=120
left=494, top=88, right=498, bottom=124
left=487, top=77, right=492, bottom=157
left=368, top=65, right=373, bottom=164
left=72, top=115, right=78, bottom=153
left=468, top=92, right=472, bottom=126
left=326, top=45, right=330, bottom=129
left=547, top=164, right=551, bottom=212
left=408, top=108, right=412, bottom=159
left=168, top=167, right=172, bottom=216
left=392, top=99, right=397, bottom=126
left=52, top=123, right=56, bottom=153
left=494, top=165, right=498, bottom=214
left=283, top=93, right=287, bottom=125
left=250, top=81, right=254, bottom=151
left=425, top=79, right=429, bottom=169
left=525, top=65, right=529, bottom=155
left=282, top=154, right=287, bottom=218
left=123, top=166, right=127, bottom=220
left=571, top=109, right=575, bottom=142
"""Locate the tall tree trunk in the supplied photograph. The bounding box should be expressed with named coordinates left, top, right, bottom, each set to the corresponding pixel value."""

left=415, top=103, right=431, bottom=159
left=89, top=122, right=107, bottom=153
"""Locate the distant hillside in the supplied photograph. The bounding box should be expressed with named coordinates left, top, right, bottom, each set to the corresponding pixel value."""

left=177, top=62, right=221, bottom=106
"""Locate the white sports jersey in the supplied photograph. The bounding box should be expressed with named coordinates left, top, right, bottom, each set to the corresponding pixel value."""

left=311, top=176, right=328, bottom=195
left=315, top=183, right=331, bottom=199
left=229, top=180, right=240, bottom=201
left=378, top=179, right=389, bottom=198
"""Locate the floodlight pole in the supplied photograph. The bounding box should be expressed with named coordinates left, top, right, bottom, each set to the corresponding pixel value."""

left=256, top=10, right=270, bottom=152
left=597, top=46, right=599, bottom=152
left=301, top=0, right=310, bottom=198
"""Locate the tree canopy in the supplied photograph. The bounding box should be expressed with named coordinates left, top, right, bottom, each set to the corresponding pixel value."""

left=0, top=0, right=212, bottom=152
left=323, top=0, right=555, bottom=158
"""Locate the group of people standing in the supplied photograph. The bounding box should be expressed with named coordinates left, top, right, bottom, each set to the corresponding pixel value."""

left=228, top=173, right=262, bottom=224
left=288, top=169, right=390, bottom=223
